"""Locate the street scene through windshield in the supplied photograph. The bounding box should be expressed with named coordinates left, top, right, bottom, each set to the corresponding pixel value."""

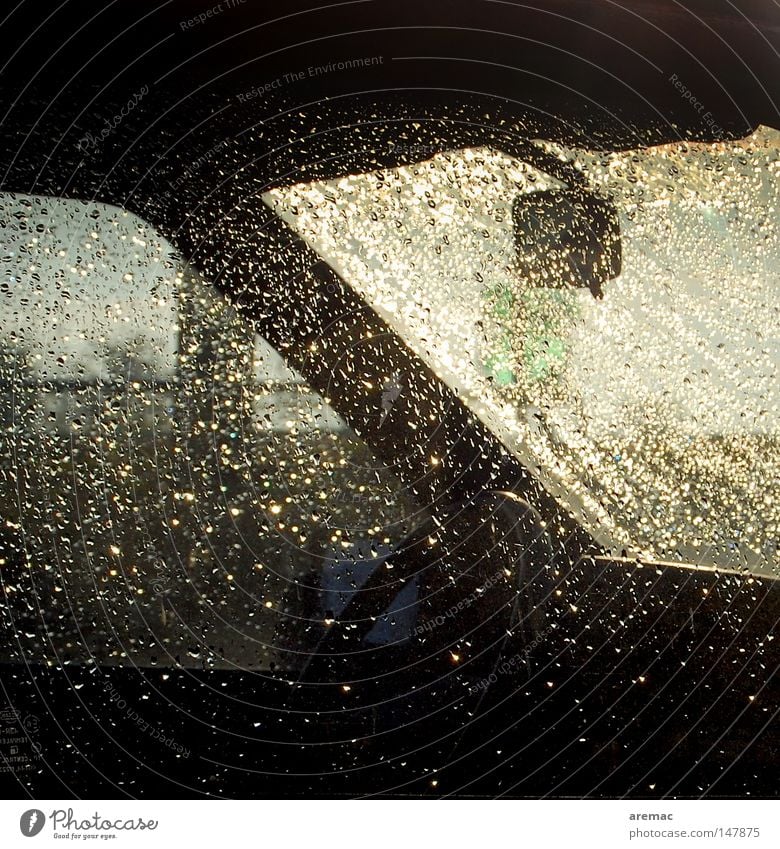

left=0, top=0, right=776, bottom=806
left=265, top=127, right=780, bottom=575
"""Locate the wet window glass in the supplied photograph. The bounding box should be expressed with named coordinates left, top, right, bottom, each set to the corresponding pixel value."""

left=0, top=195, right=415, bottom=669
left=0, top=117, right=777, bottom=801
left=264, top=127, right=780, bottom=575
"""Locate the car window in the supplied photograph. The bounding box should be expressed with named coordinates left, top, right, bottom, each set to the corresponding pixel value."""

left=0, top=195, right=415, bottom=668
left=263, top=126, right=780, bottom=575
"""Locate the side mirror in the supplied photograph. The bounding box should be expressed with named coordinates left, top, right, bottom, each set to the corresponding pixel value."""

left=513, top=188, right=622, bottom=299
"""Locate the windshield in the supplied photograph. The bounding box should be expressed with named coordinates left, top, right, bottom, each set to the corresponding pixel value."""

left=263, top=126, right=780, bottom=575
